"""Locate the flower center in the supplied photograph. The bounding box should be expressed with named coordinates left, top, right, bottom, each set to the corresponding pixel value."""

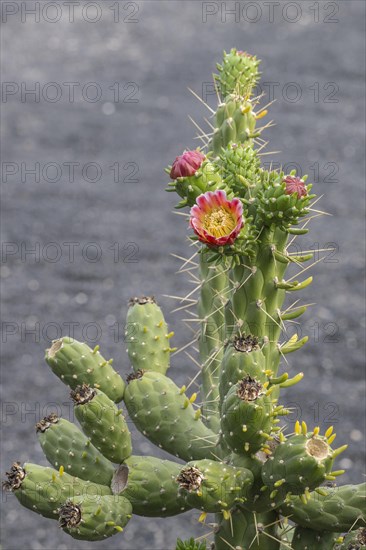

left=203, top=208, right=236, bottom=238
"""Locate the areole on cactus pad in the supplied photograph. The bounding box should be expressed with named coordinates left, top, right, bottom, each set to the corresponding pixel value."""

left=3, top=48, right=364, bottom=550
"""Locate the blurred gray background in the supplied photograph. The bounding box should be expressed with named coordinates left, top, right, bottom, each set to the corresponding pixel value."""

left=1, top=1, right=365, bottom=549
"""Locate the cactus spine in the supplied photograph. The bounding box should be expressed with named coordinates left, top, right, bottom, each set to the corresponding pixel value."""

left=3, top=49, right=365, bottom=549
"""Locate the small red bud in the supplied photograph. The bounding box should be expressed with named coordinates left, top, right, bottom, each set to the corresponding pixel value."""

left=236, top=50, right=253, bottom=58
left=170, top=150, right=205, bottom=179
left=284, top=176, right=307, bottom=198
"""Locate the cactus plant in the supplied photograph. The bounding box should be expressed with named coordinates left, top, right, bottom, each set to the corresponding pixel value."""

left=3, top=49, right=365, bottom=549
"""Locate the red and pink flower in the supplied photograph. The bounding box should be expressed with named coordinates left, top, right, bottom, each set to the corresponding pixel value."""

left=284, top=176, right=307, bottom=198
left=190, top=190, right=243, bottom=246
left=170, top=150, right=206, bottom=180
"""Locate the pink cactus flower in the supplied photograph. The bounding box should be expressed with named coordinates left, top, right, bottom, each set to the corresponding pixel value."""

left=190, top=190, right=244, bottom=246
left=284, top=176, right=307, bottom=198
left=170, top=150, right=206, bottom=179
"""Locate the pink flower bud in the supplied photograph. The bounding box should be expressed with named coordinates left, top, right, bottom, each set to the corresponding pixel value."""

left=236, top=50, right=252, bottom=57
left=284, top=176, right=307, bottom=198
left=190, top=190, right=244, bottom=247
left=170, top=150, right=206, bottom=179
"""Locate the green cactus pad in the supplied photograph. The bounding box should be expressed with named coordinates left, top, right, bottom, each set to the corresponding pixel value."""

left=291, top=526, right=339, bottom=550
left=111, top=455, right=190, bottom=517
left=257, top=170, right=314, bottom=230
left=227, top=451, right=287, bottom=513
left=221, top=376, right=274, bottom=454
left=36, top=414, right=115, bottom=486
left=198, top=251, right=229, bottom=433
left=71, top=385, right=132, bottom=464
left=126, top=297, right=174, bottom=375
left=215, top=49, right=260, bottom=99
left=279, top=483, right=366, bottom=532
left=2, top=462, right=111, bottom=519
left=214, top=508, right=280, bottom=550
left=225, top=264, right=266, bottom=339
left=211, top=95, right=257, bottom=156
left=219, top=142, right=261, bottom=198
left=45, top=337, right=125, bottom=403
left=58, top=494, right=132, bottom=541
left=229, top=452, right=264, bottom=477
left=124, top=370, right=220, bottom=461
left=219, top=339, right=267, bottom=403
left=176, top=459, right=253, bottom=513
left=262, top=432, right=334, bottom=497
left=225, top=226, right=289, bottom=352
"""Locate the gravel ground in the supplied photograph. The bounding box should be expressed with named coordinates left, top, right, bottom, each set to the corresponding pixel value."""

left=1, top=1, right=365, bottom=549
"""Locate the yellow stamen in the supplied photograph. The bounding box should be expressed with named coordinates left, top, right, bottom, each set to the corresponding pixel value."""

left=202, top=208, right=236, bottom=238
